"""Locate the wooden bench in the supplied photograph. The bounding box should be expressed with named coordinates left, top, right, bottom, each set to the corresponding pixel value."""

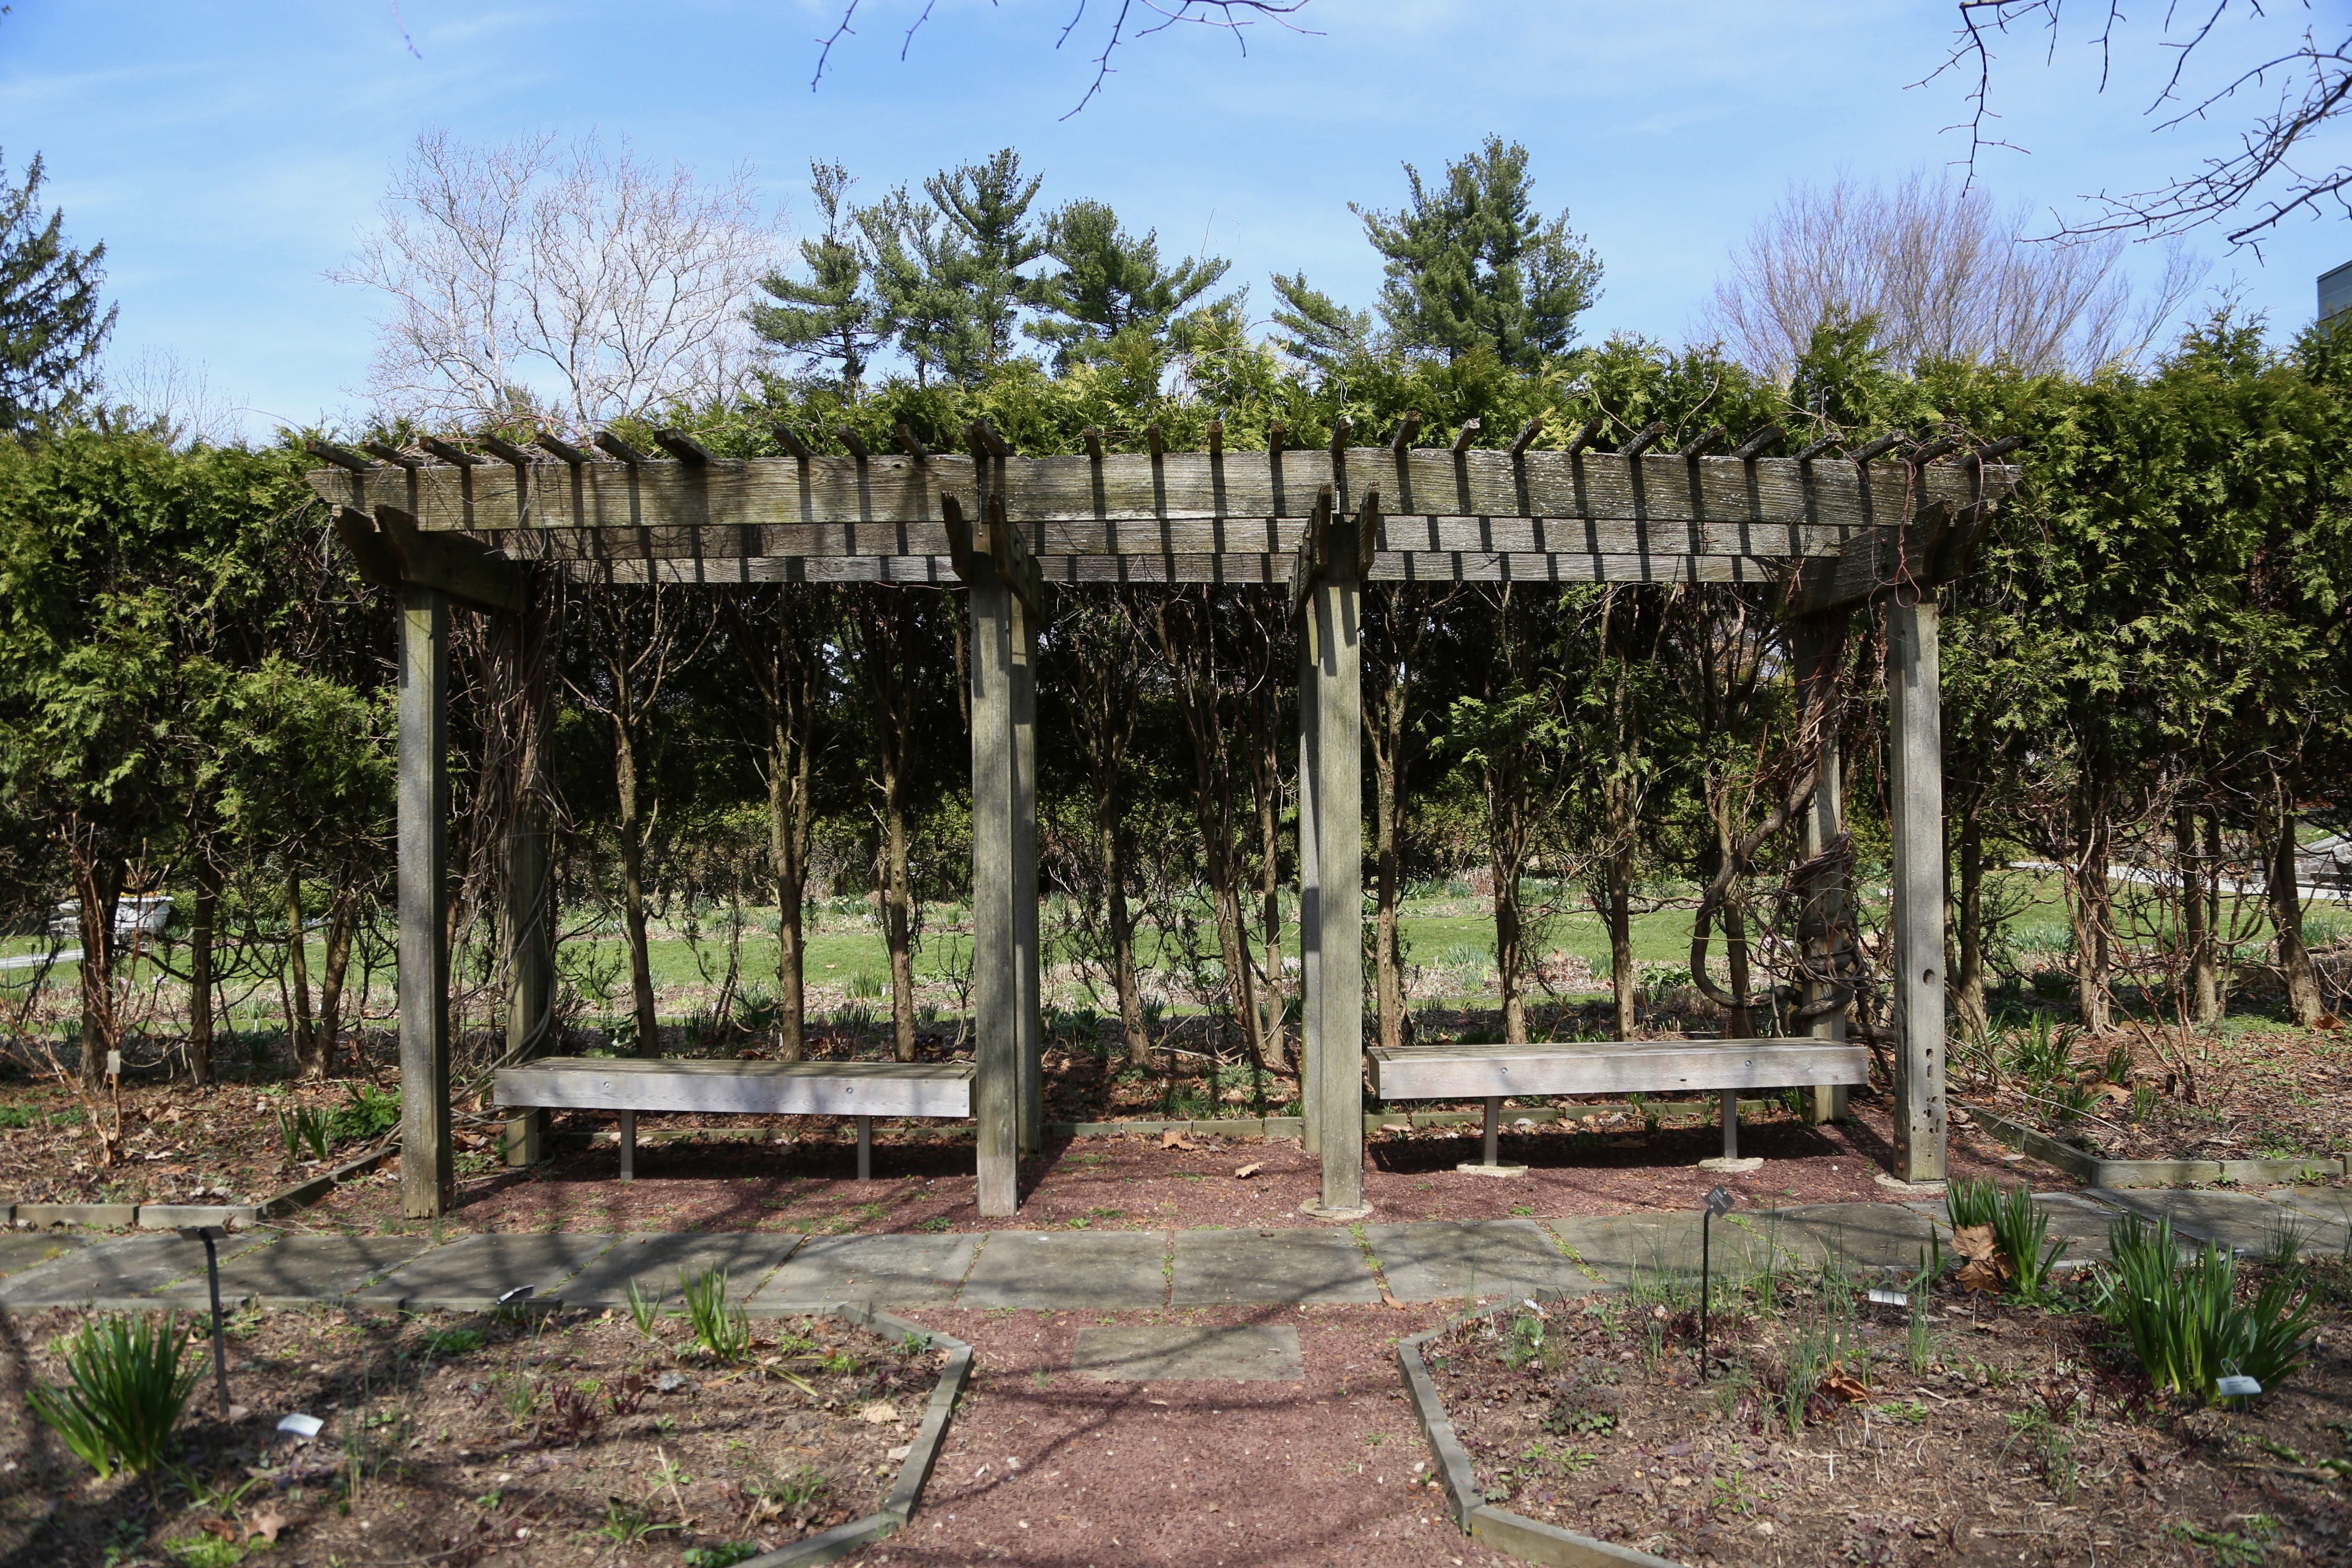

left=1368, top=1038, right=1871, bottom=1172
left=493, top=1057, right=976, bottom=1182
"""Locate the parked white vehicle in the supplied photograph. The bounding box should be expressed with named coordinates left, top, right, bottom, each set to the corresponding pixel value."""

left=47, top=894, right=174, bottom=939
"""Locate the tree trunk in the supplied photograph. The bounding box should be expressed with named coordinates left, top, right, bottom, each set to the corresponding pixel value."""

left=315, top=890, right=358, bottom=1081
left=768, top=710, right=812, bottom=1062
left=1098, top=790, right=1149, bottom=1068
left=187, top=864, right=218, bottom=1086
left=2268, top=793, right=2324, bottom=1027
left=614, top=719, right=660, bottom=1055
left=2066, top=784, right=2114, bottom=1032
left=74, top=851, right=124, bottom=1094
left=2195, top=808, right=2224, bottom=1020
left=286, top=872, right=320, bottom=1078
left=1723, top=896, right=1754, bottom=1038
left=1372, top=698, right=1406, bottom=1052
left=1951, top=794, right=1988, bottom=1041
left=2176, top=805, right=2218, bottom=1024
left=1248, top=682, right=1289, bottom=1074
left=1491, top=826, right=1527, bottom=1044
left=1605, top=843, right=1635, bottom=1037
left=879, top=768, right=918, bottom=1060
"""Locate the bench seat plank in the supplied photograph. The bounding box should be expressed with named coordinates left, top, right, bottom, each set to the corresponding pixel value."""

left=495, top=1057, right=974, bottom=1119
left=1369, top=1038, right=1868, bottom=1101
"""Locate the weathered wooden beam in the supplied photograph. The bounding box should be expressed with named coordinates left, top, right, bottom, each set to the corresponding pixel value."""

left=1732, top=424, right=1785, bottom=461
left=536, top=431, right=596, bottom=466
left=1886, top=590, right=1947, bottom=1185
left=420, top=436, right=482, bottom=468
left=1011, top=592, right=1041, bottom=1158
left=1847, top=432, right=1905, bottom=463
left=1267, top=419, right=1284, bottom=455
left=1562, top=417, right=1603, bottom=458
left=372, top=506, right=530, bottom=616
left=969, top=570, right=1018, bottom=1216
left=1792, top=435, right=1841, bottom=462
left=1619, top=422, right=1664, bottom=458
left=481, top=435, right=536, bottom=468
left=1510, top=417, right=1545, bottom=457
left=313, top=450, right=2017, bottom=541
left=655, top=428, right=713, bottom=463
left=398, top=586, right=453, bottom=1218
left=364, top=440, right=426, bottom=471
left=1147, top=422, right=1165, bottom=462
left=895, top=423, right=928, bottom=461
left=594, top=430, right=649, bottom=465
left=1390, top=413, right=1421, bottom=453
left=1681, top=426, right=1726, bottom=459
left=1208, top=419, right=1223, bottom=459
left=307, top=438, right=375, bottom=474
left=1784, top=504, right=1954, bottom=617
left=1285, top=485, right=1336, bottom=623
left=772, top=425, right=814, bottom=461
left=1082, top=426, right=1105, bottom=462
left=1328, top=417, right=1350, bottom=459
left=332, top=507, right=405, bottom=591
left=567, top=548, right=1793, bottom=588
left=839, top=428, right=871, bottom=460
left=1451, top=419, right=1482, bottom=455
left=1303, top=501, right=1366, bottom=1219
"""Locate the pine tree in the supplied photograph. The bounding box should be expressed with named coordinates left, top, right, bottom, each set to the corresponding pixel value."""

left=862, top=190, right=984, bottom=388
left=0, top=152, right=116, bottom=432
left=1268, top=271, right=1375, bottom=374
left=1354, top=136, right=1602, bottom=368
left=1027, top=200, right=1230, bottom=372
left=751, top=161, right=890, bottom=391
left=923, top=149, right=1046, bottom=376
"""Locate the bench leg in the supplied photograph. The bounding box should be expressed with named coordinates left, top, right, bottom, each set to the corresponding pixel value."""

left=1721, top=1089, right=1737, bottom=1161
left=618, top=1109, right=634, bottom=1182
left=1483, top=1096, right=1501, bottom=1167
left=857, top=1115, right=873, bottom=1183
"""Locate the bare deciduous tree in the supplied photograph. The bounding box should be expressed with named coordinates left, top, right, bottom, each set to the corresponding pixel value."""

left=1706, top=171, right=2203, bottom=380
left=333, top=130, right=778, bottom=431
left=1927, top=1, right=2351, bottom=249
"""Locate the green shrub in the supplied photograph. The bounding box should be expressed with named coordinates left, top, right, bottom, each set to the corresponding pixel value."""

left=422, top=1328, right=484, bottom=1357
left=680, top=1266, right=750, bottom=1361
left=276, top=1105, right=331, bottom=1161
left=28, top=1313, right=201, bottom=1477
left=682, top=1546, right=761, bottom=1568
left=328, top=1084, right=400, bottom=1145
left=2098, top=1214, right=2316, bottom=1404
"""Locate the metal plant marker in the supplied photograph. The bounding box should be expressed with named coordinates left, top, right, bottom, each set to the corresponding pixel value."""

left=178, top=1225, right=232, bottom=1417
left=1699, top=1185, right=1736, bottom=1378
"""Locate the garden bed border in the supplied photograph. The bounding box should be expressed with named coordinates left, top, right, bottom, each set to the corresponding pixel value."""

left=740, top=1304, right=971, bottom=1568
left=6, top=1141, right=396, bottom=1232
left=1396, top=1314, right=1684, bottom=1568
left=1962, top=1102, right=2344, bottom=1189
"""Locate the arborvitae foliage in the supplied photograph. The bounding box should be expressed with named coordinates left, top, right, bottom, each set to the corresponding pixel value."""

left=0, top=152, right=116, bottom=432
left=1354, top=136, right=1602, bottom=370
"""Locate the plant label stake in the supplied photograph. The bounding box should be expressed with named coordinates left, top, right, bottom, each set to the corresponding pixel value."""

left=178, top=1225, right=232, bottom=1417
left=1700, top=1185, right=1735, bottom=1378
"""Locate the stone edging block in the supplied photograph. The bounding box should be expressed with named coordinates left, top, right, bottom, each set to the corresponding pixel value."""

left=1964, top=1103, right=2345, bottom=1189
left=1398, top=1315, right=1685, bottom=1568
left=739, top=1304, right=971, bottom=1568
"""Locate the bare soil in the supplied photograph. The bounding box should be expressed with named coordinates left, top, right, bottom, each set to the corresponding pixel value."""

left=1424, top=1253, right=2352, bottom=1567
left=1962, top=1021, right=2351, bottom=1165
left=0, top=1302, right=939, bottom=1568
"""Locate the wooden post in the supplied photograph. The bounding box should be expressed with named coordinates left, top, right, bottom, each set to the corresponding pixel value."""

left=1794, top=614, right=1850, bottom=1126
left=397, top=586, right=453, bottom=1219
left=1012, top=592, right=1043, bottom=1157
left=1886, top=590, right=1947, bottom=1185
left=970, top=573, right=1020, bottom=1216
left=1297, top=621, right=1322, bottom=1157
left=1305, top=517, right=1366, bottom=1216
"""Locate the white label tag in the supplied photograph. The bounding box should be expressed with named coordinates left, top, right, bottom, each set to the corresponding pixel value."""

left=1866, top=1288, right=1909, bottom=1307
left=2214, top=1375, right=2262, bottom=1398
left=276, top=1412, right=324, bottom=1439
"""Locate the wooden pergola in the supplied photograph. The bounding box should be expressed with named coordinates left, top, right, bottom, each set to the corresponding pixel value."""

left=307, top=418, right=2021, bottom=1220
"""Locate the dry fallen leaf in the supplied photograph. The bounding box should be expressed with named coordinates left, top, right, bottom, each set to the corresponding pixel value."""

left=1950, top=1224, right=1997, bottom=1263
left=1952, top=1256, right=2006, bottom=1294
left=247, top=1511, right=287, bottom=1544
left=1232, top=1162, right=1262, bottom=1179
left=1822, top=1367, right=1872, bottom=1404
left=1160, top=1130, right=1199, bottom=1151
left=860, top=1401, right=897, bottom=1425
left=1379, top=1287, right=1404, bottom=1309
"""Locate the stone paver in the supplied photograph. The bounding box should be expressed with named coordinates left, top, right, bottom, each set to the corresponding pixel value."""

left=2270, top=1187, right=2352, bottom=1249
left=558, top=1232, right=803, bottom=1308
left=0, top=1229, right=275, bottom=1309
left=2105, top=1188, right=2347, bottom=1256
left=1365, top=1219, right=1589, bottom=1304
left=352, top=1231, right=619, bottom=1311
left=0, top=1234, right=86, bottom=1278
left=749, top=1233, right=976, bottom=1313
left=1071, top=1324, right=1303, bottom=1382
left=1547, top=1209, right=1799, bottom=1287
left=958, top=1230, right=1167, bottom=1310
left=148, top=1234, right=434, bottom=1309
left=1171, top=1227, right=1378, bottom=1306
left=1767, top=1202, right=1940, bottom=1274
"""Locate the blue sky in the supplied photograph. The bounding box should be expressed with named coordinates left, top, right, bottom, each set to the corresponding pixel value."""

left=4, top=0, right=2346, bottom=439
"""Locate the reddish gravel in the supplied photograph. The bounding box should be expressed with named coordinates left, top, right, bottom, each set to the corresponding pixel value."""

left=873, top=1302, right=1522, bottom=1568
left=319, top=1093, right=2065, bottom=1236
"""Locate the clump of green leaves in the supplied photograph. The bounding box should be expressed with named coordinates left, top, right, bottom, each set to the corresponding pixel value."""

left=680, top=1267, right=750, bottom=1362
left=422, top=1327, right=484, bottom=1358
left=1946, top=1178, right=2067, bottom=1300
left=29, top=1313, right=200, bottom=1478
left=328, top=1084, right=400, bottom=1145
left=275, top=1105, right=331, bottom=1162
left=626, top=1278, right=665, bottom=1341
left=2097, top=1213, right=2315, bottom=1405
left=682, top=1545, right=762, bottom=1568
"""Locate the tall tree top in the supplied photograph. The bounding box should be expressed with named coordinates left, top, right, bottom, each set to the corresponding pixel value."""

left=1354, top=136, right=1601, bottom=371
left=0, top=151, right=116, bottom=434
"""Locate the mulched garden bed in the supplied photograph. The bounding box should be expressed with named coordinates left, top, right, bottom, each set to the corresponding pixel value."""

left=1422, top=1245, right=2352, bottom=1566
left=0, top=1300, right=940, bottom=1566
left=1960, top=1020, right=2350, bottom=1166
